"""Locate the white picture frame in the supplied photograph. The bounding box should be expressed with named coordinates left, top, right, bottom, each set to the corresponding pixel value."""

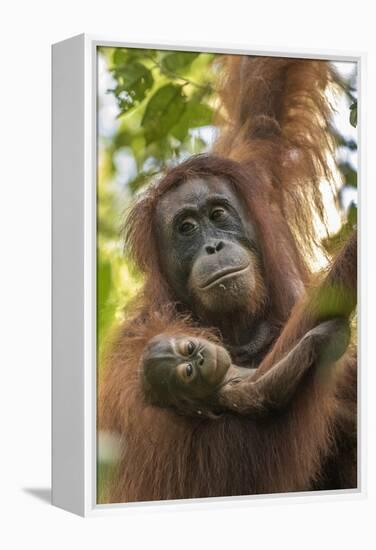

left=52, top=34, right=366, bottom=517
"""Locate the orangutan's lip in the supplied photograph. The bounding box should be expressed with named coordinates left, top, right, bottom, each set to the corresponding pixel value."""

left=200, top=264, right=250, bottom=290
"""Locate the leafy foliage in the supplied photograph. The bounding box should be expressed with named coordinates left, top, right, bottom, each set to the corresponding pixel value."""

left=112, top=62, right=154, bottom=113
left=142, top=83, right=186, bottom=144
left=97, top=47, right=216, bottom=358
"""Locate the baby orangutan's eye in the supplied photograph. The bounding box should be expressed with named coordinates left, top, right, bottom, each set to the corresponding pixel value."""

left=177, top=362, right=195, bottom=382
left=187, top=341, right=195, bottom=355
left=180, top=339, right=196, bottom=356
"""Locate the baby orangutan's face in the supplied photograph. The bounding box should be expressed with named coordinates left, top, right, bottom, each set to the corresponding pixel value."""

left=142, top=335, right=232, bottom=407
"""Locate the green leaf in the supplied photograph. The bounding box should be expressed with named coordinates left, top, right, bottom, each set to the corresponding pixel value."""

left=338, top=161, right=357, bottom=188
left=112, top=48, right=127, bottom=67
left=141, top=84, right=186, bottom=144
left=113, top=130, right=133, bottom=148
left=161, top=52, right=199, bottom=73
left=171, top=101, right=213, bottom=141
left=349, top=101, right=357, bottom=128
left=112, top=62, right=154, bottom=113
left=347, top=202, right=357, bottom=227
left=112, top=48, right=156, bottom=67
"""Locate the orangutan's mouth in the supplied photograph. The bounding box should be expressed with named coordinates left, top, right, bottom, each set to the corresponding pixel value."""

left=200, top=264, right=250, bottom=290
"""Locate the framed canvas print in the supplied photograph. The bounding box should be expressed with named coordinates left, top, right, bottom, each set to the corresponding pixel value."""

left=52, top=34, right=364, bottom=516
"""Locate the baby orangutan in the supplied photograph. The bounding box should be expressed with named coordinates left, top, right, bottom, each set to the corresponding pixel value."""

left=141, top=335, right=247, bottom=417
left=141, top=318, right=350, bottom=418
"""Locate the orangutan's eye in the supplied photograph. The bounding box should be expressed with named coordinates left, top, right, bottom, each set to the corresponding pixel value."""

left=179, top=219, right=197, bottom=235
left=177, top=362, right=195, bottom=382
left=211, top=207, right=226, bottom=221
left=187, top=341, right=195, bottom=355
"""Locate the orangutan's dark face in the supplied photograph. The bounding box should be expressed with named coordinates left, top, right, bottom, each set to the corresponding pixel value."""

left=142, top=335, right=232, bottom=406
left=155, top=177, right=265, bottom=317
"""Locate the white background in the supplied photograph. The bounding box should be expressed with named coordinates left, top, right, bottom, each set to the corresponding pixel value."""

left=0, top=1, right=375, bottom=548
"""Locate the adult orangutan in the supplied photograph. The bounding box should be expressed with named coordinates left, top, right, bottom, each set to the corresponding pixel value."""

left=98, top=56, right=357, bottom=503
